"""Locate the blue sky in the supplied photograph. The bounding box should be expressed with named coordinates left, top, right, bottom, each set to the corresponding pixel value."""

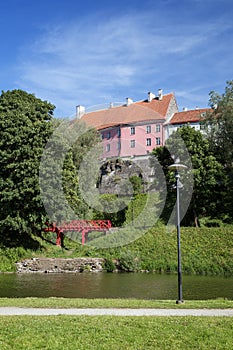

left=1, top=0, right=232, bottom=118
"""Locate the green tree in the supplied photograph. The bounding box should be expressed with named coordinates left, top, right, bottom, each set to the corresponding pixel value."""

left=129, top=175, right=143, bottom=195
left=207, top=81, right=233, bottom=167
left=0, top=90, right=54, bottom=246
left=204, top=80, right=233, bottom=221
left=92, top=194, right=126, bottom=226
left=39, top=119, right=96, bottom=224
left=124, top=192, right=161, bottom=228
left=153, top=125, right=224, bottom=226
left=71, top=125, right=100, bottom=169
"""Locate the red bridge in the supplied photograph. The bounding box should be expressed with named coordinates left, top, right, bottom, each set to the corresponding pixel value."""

left=44, top=220, right=112, bottom=246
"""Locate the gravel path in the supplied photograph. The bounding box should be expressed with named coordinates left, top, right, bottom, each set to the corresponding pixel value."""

left=0, top=307, right=233, bottom=317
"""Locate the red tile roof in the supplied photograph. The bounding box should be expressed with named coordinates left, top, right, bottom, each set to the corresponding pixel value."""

left=136, top=93, right=176, bottom=116
left=81, top=93, right=174, bottom=130
left=170, top=108, right=212, bottom=124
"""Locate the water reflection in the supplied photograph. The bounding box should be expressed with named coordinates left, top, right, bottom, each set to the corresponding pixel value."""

left=0, top=273, right=232, bottom=300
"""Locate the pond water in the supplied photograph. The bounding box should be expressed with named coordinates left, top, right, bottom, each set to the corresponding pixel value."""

left=0, top=273, right=232, bottom=300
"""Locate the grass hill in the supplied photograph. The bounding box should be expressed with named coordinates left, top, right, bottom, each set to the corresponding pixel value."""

left=0, top=223, right=233, bottom=276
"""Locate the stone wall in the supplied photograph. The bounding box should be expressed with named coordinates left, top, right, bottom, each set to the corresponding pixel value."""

left=98, top=156, right=155, bottom=194
left=16, top=258, right=105, bottom=273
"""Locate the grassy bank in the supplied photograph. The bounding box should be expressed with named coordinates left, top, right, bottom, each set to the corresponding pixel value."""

left=0, top=315, right=232, bottom=349
left=0, top=224, right=233, bottom=276
left=0, top=297, right=233, bottom=309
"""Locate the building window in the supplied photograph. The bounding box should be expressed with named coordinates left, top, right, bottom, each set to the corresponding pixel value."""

left=146, top=125, right=151, bottom=134
left=117, top=127, right=121, bottom=137
left=156, top=137, right=161, bottom=145
left=200, top=124, right=205, bottom=130
left=107, top=131, right=111, bottom=139
left=117, top=141, right=121, bottom=150
left=106, top=144, right=110, bottom=152
left=146, top=138, right=151, bottom=146
left=130, top=140, right=135, bottom=148
left=130, top=127, right=135, bottom=135
left=156, top=124, right=161, bottom=132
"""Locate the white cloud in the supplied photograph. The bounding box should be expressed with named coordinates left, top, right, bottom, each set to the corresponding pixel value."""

left=16, top=9, right=232, bottom=117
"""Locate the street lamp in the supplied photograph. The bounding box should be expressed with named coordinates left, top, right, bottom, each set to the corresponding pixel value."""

left=168, top=161, right=187, bottom=304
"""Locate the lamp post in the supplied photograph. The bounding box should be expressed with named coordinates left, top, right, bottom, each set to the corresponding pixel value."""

left=131, top=196, right=134, bottom=226
left=168, top=162, right=187, bottom=304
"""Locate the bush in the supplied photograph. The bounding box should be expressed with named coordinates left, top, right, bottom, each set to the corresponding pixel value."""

left=118, top=251, right=141, bottom=272
left=199, top=217, right=224, bottom=227
left=103, top=258, right=116, bottom=272
left=0, top=246, right=30, bottom=272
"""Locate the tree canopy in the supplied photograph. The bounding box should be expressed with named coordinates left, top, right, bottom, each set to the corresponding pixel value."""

left=0, top=90, right=54, bottom=246
left=153, top=125, right=224, bottom=226
left=0, top=90, right=101, bottom=246
left=204, top=80, right=233, bottom=221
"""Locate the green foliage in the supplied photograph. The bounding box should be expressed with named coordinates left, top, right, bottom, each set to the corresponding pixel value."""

left=103, top=258, right=116, bottom=272
left=92, top=194, right=126, bottom=226
left=71, top=126, right=100, bottom=169
left=40, top=121, right=100, bottom=223
left=153, top=125, right=224, bottom=225
left=95, top=224, right=233, bottom=276
left=129, top=175, right=143, bottom=194
left=205, top=80, right=233, bottom=220
left=207, top=80, right=233, bottom=167
left=0, top=90, right=54, bottom=245
left=0, top=246, right=30, bottom=272
left=199, top=217, right=225, bottom=227
left=0, top=91, right=99, bottom=247
left=118, top=250, right=141, bottom=271
left=62, top=149, right=91, bottom=218
left=1, top=224, right=233, bottom=275
left=124, top=192, right=161, bottom=228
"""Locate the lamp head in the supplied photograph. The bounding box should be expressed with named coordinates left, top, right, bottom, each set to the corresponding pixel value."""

left=168, top=163, right=187, bottom=171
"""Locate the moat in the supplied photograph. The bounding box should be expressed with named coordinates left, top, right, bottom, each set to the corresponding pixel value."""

left=0, top=273, right=232, bottom=300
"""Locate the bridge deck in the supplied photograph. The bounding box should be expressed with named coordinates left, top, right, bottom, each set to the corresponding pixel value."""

left=44, top=220, right=112, bottom=245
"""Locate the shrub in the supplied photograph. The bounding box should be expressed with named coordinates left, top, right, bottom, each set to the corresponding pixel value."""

left=103, top=258, right=116, bottom=272
left=118, top=251, right=141, bottom=272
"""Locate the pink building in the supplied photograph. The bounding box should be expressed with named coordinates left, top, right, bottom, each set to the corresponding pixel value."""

left=78, top=90, right=178, bottom=159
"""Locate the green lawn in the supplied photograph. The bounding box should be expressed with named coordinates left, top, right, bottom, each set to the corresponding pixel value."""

left=0, top=298, right=232, bottom=349
left=0, top=315, right=232, bottom=349
left=0, top=297, right=232, bottom=309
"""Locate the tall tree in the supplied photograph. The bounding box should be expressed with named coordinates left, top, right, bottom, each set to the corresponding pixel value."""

left=0, top=90, right=54, bottom=245
left=204, top=80, right=233, bottom=220
left=40, top=119, right=100, bottom=225
left=207, top=81, right=233, bottom=167
left=153, top=125, right=224, bottom=226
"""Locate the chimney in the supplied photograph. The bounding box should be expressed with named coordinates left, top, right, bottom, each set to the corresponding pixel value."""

left=183, top=107, right=188, bottom=111
left=109, top=102, right=113, bottom=108
left=158, top=89, right=163, bottom=100
left=76, top=105, right=85, bottom=119
left=148, top=92, right=155, bottom=102
left=126, top=97, right=133, bottom=106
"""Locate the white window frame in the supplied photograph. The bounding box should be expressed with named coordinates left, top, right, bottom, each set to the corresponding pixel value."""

left=130, top=140, right=135, bottom=148
left=130, top=127, right=135, bottom=135
left=156, top=124, right=161, bottom=133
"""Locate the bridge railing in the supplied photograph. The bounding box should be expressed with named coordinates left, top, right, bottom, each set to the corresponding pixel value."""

left=44, top=220, right=112, bottom=246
